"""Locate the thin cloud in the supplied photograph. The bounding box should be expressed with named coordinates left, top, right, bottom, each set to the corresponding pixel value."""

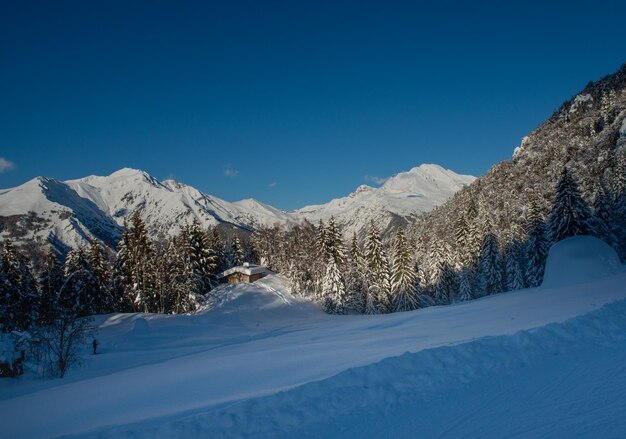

left=364, top=174, right=388, bottom=185
left=268, top=182, right=278, bottom=188
left=0, top=157, right=15, bottom=173
left=223, top=166, right=239, bottom=178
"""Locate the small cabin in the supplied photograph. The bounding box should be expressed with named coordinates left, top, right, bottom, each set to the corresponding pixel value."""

left=218, top=262, right=270, bottom=284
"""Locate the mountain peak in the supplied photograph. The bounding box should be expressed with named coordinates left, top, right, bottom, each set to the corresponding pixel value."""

left=109, top=167, right=146, bottom=178
left=296, top=164, right=475, bottom=236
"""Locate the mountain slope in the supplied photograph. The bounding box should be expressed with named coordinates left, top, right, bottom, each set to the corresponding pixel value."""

left=0, top=168, right=298, bottom=253
left=409, top=63, right=626, bottom=263
left=1, top=164, right=472, bottom=252
left=295, top=164, right=475, bottom=236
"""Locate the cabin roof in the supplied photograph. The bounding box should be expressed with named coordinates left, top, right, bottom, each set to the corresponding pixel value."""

left=218, top=263, right=269, bottom=279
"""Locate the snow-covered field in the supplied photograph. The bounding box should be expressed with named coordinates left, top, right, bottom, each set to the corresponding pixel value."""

left=1, top=237, right=626, bottom=438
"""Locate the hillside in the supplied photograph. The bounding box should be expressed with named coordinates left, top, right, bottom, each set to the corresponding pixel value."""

left=1, top=238, right=625, bottom=438
left=410, top=63, right=626, bottom=264
left=295, top=164, right=475, bottom=236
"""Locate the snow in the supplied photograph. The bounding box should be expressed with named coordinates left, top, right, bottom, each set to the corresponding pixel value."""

left=569, top=93, right=594, bottom=114
left=513, top=136, right=529, bottom=159
left=218, top=263, right=269, bottom=278
left=2, top=254, right=626, bottom=438
left=0, top=168, right=298, bottom=251
left=0, top=333, right=16, bottom=364
left=295, top=164, right=475, bottom=236
left=0, top=164, right=472, bottom=251
left=542, top=235, right=623, bottom=288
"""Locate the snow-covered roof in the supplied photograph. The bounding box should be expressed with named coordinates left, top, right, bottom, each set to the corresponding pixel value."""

left=218, top=263, right=269, bottom=279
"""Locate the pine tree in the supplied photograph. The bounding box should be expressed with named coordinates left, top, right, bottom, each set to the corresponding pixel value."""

left=63, top=246, right=97, bottom=316
left=478, top=220, right=502, bottom=296
left=457, top=268, right=473, bottom=302
left=206, top=227, right=226, bottom=273
left=116, top=212, right=155, bottom=312
left=391, top=229, right=418, bottom=312
left=525, top=200, right=548, bottom=288
left=324, top=217, right=347, bottom=268
left=364, top=222, right=391, bottom=314
left=168, top=236, right=200, bottom=314
left=37, top=249, right=64, bottom=325
left=185, top=222, right=217, bottom=292
left=344, top=233, right=366, bottom=313
left=321, top=255, right=346, bottom=314
left=465, top=202, right=482, bottom=268
left=455, top=214, right=470, bottom=269
left=504, top=241, right=525, bottom=292
left=591, top=183, right=617, bottom=248
left=0, top=240, right=24, bottom=331
left=90, top=240, right=112, bottom=313
left=318, top=217, right=348, bottom=311
left=0, top=240, right=37, bottom=330
left=547, top=167, right=594, bottom=243
left=230, top=233, right=246, bottom=267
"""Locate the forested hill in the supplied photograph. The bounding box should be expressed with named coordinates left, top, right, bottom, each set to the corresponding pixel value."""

left=409, top=63, right=626, bottom=263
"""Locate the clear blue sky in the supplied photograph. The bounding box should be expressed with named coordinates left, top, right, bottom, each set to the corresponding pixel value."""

left=1, top=1, right=625, bottom=210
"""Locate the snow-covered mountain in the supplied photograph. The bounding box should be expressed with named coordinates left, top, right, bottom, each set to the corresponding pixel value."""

left=295, top=164, right=475, bottom=236
left=0, top=168, right=297, bottom=252
left=0, top=164, right=473, bottom=252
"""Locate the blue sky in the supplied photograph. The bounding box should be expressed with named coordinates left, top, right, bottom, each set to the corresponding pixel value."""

left=1, top=1, right=625, bottom=210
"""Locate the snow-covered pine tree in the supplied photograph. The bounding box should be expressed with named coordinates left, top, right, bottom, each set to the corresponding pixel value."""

left=324, top=217, right=347, bottom=268
left=170, top=234, right=200, bottom=314
left=312, top=219, right=329, bottom=299
left=206, top=227, right=226, bottom=273
left=321, top=254, right=346, bottom=314
left=90, top=240, right=112, bottom=313
left=455, top=214, right=470, bottom=269
left=345, top=232, right=366, bottom=313
left=251, top=226, right=274, bottom=269
left=364, top=222, right=391, bottom=314
left=456, top=268, right=473, bottom=302
left=185, top=221, right=217, bottom=293
left=503, top=241, right=525, bottom=292
left=391, top=229, right=418, bottom=312
left=547, top=167, right=594, bottom=244
left=591, top=182, right=617, bottom=248
left=0, top=240, right=38, bottom=330
left=433, top=241, right=456, bottom=305
left=63, top=246, right=97, bottom=316
left=465, top=202, right=482, bottom=268
left=610, top=149, right=626, bottom=258
left=229, top=233, right=246, bottom=268
left=116, top=212, right=155, bottom=313
left=477, top=219, right=502, bottom=296
left=0, top=240, right=27, bottom=331
left=318, top=217, right=348, bottom=312
left=525, top=200, right=548, bottom=288
left=37, top=249, right=64, bottom=325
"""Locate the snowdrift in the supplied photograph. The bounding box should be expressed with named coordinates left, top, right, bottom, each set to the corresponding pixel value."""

left=542, top=235, right=623, bottom=288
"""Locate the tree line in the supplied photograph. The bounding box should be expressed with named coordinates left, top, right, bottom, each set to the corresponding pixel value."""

left=253, top=166, right=625, bottom=314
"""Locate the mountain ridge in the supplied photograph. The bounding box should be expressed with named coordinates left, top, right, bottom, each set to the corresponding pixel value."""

left=0, top=163, right=471, bottom=253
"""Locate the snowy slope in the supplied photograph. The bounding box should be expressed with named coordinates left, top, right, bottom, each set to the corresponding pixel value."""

left=1, top=238, right=625, bottom=438
left=0, top=164, right=472, bottom=250
left=67, top=168, right=300, bottom=235
left=0, top=168, right=298, bottom=251
left=0, top=177, right=122, bottom=250
left=295, top=164, right=475, bottom=236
